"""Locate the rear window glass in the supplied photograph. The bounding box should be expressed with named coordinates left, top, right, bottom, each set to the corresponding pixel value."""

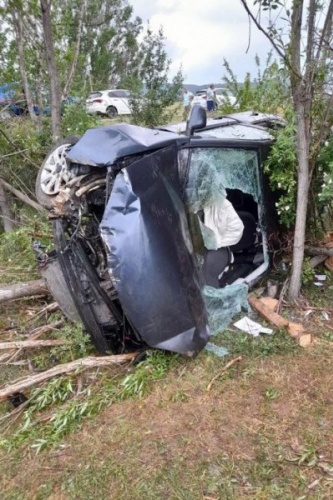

left=88, top=92, right=102, bottom=99
left=108, top=90, right=130, bottom=98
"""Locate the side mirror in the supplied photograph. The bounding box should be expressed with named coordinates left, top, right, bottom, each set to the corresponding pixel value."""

left=185, top=104, right=207, bottom=136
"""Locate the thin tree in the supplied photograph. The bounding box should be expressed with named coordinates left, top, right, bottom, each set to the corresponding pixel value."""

left=239, top=0, right=333, bottom=299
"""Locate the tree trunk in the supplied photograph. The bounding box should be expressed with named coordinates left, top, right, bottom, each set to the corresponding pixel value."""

left=12, top=13, right=41, bottom=129
left=0, top=279, right=49, bottom=304
left=0, top=181, right=15, bottom=232
left=62, top=1, right=85, bottom=99
left=288, top=100, right=310, bottom=300
left=40, top=0, right=61, bottom=142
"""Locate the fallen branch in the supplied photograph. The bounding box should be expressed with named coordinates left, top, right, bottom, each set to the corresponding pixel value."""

left=305, top=245, right=333, bottom=257
left=0, top=351, right=16, bottom=363
left=0, top=339, right=68, bottom=350
left=0, top=278, right=49, bottom=304
left=0, top=178, right=45, bottom=213
left=309, top=255, right=327, bottom=268
left=26, top=302, right=59, bottom=323
left=207, top=356, right=243, bottom=391
left=0, top=353, right=139, bottom=401
left=29, top=320, right=64, bottom=340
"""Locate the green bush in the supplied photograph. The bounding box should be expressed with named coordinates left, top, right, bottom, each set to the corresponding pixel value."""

left=61, top=103, right=98, bottom=136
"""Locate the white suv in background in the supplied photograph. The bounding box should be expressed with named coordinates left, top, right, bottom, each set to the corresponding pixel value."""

left=86, top=89, right=132, bottom=118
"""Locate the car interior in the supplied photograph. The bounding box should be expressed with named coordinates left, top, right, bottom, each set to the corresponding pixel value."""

left=200, top=188, right=263, bottom=288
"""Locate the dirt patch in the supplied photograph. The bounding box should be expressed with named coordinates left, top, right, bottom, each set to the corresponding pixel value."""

left=3, top=346, right=333, bottom=498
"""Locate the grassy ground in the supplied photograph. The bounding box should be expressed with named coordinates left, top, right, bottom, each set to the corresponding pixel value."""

left=1, top=273, right=333, bottom=499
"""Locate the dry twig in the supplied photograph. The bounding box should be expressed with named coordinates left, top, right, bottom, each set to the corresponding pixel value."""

left=207, top=356, right=243, bottom=392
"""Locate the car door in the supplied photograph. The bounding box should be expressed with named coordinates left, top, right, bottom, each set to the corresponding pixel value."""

left=100, top=144, right=209, bottom=355
left=108, top=90, right=131, bottom=114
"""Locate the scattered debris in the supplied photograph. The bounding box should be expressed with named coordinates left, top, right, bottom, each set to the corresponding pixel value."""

left=234, top=316, right=273, bottom=336
left=205, top=343, right=229, bottom=357
left=206, top=356, right=243, bottom=391
left=248, top=295, right=311, bottom=347
left=314, top=274, right=327, bottom=281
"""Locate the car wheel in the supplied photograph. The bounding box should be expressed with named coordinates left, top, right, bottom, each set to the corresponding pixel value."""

left=106, top=106, right=118, bottom=118
left=35, top=136, right=79, bottom=209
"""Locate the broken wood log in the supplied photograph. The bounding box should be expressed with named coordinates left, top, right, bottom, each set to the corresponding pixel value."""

left=309, top=255, right=327, bottom=268
left=249, top=295, right=311, bottom=347
left=0, top=279, right=49, bottom=304
left=0, top=353, right=139, bottom=401
left=248, top=295, right=289, bottom=328
left=305, top=245, right=333, bottom=256
left=0, top=339, right=68, bottom=350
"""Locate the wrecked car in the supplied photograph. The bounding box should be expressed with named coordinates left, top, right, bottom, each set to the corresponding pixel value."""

left=35, top=106, right=284, bottom=356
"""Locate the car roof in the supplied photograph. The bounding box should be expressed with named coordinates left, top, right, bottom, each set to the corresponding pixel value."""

left=90, top=89, right=130, bottom=93
left=67, top=110, right=285, bottom=168
left=159, top=110, right=285, bottom=142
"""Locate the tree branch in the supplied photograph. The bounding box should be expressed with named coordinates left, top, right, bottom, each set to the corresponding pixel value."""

left=239, top=0, right=298, bottom=77
left=0, top=353, right=139, bottom=401
left=0, top=178, right=45, bottom=213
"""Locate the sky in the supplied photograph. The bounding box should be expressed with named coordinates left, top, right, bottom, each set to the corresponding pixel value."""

left=130, top=0, right=278, bottom=85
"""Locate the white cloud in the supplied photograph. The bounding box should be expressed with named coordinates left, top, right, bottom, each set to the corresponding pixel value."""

left=131, top=0, right=278, bottom=84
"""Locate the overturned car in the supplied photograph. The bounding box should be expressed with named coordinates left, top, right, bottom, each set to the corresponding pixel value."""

left=35, top=106, right=284, bottom=356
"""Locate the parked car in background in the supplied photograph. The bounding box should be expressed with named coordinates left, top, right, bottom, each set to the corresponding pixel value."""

left=191, top=88, right=237, bottom=110
left=86, top=89, right=132, bottom=118
left=214, top=88, right=237, bottom=107
left=191, top=90, right=207, bottom=108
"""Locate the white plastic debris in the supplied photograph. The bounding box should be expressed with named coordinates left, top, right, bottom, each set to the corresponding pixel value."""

left=233, top=316, right=273, bottom=337
left=322, top=311, right=330, bottom=321
left=315, top=274, right=327, bottom=281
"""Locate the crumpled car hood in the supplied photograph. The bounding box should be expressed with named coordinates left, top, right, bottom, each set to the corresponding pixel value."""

left=67, top=123, right=188, bottom=167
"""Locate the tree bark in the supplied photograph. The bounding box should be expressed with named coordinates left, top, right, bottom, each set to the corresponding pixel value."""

left=0, top=339, right=68, bottom=350
left=305, top=245, right=333, bottom=256
left=0, top=181, right=15, bottom=232
left=40, top=0, right=62, bottom=142
left=0, top=353, right=138, bottom=401
left=12, top=12, right=41, bottom=129
left=0, top=279, right=49, bottom=304
left=288, top=101, right=311, bottom=299
left=62, top=1, right=85, bottom=99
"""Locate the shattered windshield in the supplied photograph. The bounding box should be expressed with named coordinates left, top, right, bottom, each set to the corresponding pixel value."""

left=185, top=147, right=260, bottom=212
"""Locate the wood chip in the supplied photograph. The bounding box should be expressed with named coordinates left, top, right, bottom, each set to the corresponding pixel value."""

left=259, top=297, right=279, bottom=311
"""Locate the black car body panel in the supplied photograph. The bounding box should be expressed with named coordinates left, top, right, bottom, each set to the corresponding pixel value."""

left=100, top=145, right=209, bottom=355
left=67, top=123, right=188, bottom=167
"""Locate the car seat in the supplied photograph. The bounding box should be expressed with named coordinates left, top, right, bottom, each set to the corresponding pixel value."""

left=226, top=189, right=257, bottom=252
left=202, top=246, right=231, bottom=288
left=230, top=211, right=257, bottom=252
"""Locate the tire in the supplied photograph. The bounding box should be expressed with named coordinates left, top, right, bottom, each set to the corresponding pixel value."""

left=106, top=106, right=118, bottom=118
left=35, top=136, right=80, bottom=209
